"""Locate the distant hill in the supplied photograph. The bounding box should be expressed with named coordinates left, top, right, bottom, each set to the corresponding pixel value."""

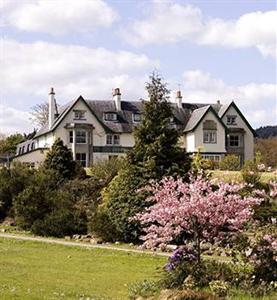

left=256, top=125, right=277, bottom=139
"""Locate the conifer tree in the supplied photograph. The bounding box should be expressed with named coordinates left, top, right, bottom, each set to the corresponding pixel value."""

left=128, top=73, right=191, bottom=179
left=44, top=138, right=76, bottom=180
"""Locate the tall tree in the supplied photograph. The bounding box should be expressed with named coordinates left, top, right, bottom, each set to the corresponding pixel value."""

left=43, top=138, right=76, bottom=180
left=29, top=102, right=49, bottom=128
left=128, top=72, right=191, bottom=179
left=0, top=133, right=24, bottom=155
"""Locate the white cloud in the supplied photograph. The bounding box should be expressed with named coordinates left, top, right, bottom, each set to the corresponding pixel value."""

left=179, top=70, right=276, bottom=127
left=1, top=38, right=158, bottom=133
left=0, top=104, right=32, bottom=134
left=123, top=1, right=277, bottom=59
left=3, top=0, right=117, bottom=35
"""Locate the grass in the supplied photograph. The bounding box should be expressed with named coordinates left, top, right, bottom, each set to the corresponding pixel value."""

left=211, top=170, right=277, bottom=183
left=0, top=237, right=166, bottom=300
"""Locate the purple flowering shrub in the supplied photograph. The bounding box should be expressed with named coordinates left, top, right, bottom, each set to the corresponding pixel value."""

left=166, top=245, right=197, bottom=271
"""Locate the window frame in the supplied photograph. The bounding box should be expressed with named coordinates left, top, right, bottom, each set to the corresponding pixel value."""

left=226, top=115, right=237, bottom=125
left=203, top=130, right=217, bottom=144
left=229, top=134, right=240, bottom=147
left=76, top=130, right=87, bottom=144
left=202, top=154, right=221, bottom=162
left=106, top=134, right=120, bottom=145
left=104, top=112, right=117, bottom=121
left=69, top=131, right=73, bottom=143
left=74, top=110, right=86, bottom=120
left=133, top=113, right=141, bottom=123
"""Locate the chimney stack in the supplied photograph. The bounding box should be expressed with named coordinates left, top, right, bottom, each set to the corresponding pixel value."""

left=113, top=88, right=121, bottom=111
left=48, top=87, right=55, bottom=129
left=176, top=90, right=183, bottom=108
left=217, top=100, right=221, bottom=105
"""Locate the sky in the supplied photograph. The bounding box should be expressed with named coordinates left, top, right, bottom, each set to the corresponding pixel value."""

left=0, top=0, right=276, bottom=134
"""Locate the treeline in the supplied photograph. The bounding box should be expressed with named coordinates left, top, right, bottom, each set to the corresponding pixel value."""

left=256, top=125, right=277, bottom=138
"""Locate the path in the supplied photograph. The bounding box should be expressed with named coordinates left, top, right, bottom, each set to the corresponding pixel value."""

left=0, top=233, right=170, bottom=257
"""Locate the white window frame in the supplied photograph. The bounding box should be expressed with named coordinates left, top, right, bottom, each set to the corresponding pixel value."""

left=113, top=134, right=120, bottom=145
left=104, top=113, right=117, bottom=121
left=106, top=134, right=120, bottom=145
left=203, top=130, right=217, bottom=144
left=227, top=115, right=237, bottom=125
left=202, top=154, right=221, bottom=162
left=133, top=113, right=141, bottom=122
left=229, top=135, right=240, bottom=147
left=74, top=110, right=86, bottom=120
left=76, top=130, right=87, bottom=144
left=106, top=134, right=113, bottom=145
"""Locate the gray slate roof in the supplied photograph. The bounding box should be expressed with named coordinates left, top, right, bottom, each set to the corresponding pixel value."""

left=33, top=97, right=226, bottom=137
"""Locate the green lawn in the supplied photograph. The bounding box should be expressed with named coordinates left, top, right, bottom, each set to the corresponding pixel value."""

left=0, top=237, right=166, bottom=300
left=211, top=170, right=277, bottom=183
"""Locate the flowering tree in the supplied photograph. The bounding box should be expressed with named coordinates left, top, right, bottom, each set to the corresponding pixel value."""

left=136, top=176, right=262, bottom=262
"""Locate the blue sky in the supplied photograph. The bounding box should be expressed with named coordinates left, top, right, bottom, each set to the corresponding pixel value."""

left=0, top=0, right=276, bottom=134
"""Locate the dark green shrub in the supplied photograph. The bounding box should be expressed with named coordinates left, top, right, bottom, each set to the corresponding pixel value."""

left=14, top=169, right=59, bottom=229
left=219, top=155, right=241, bottom=171
left=91, top=165, right=149, bottom=243
left=0, top=163, right=34, bottom=220
left=14, top=170, right=89, bottom=237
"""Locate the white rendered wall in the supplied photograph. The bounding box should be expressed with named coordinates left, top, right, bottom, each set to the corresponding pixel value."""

left=221, top=106, right=254, bottom=161
left=187, top=111, right=226, bottom=153
left=13, top=149, right=48, bottom=167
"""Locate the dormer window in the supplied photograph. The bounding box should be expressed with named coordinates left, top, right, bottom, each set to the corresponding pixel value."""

left=133, top=113, right=141, bottom=122
left=104, top=112, right=117, bottom=121
left=227, top=115, right=237, bottom=125
left=74, top=110, right=86, bottom=120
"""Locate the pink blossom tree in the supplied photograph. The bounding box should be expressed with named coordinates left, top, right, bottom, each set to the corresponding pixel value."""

left=136, top=176, right=262, bottom=262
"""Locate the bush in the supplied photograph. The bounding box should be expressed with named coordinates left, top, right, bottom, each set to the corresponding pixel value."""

left=14, top=169, right=89, bottom=237
left=219, top=155, right=241, bottom=171
left=14, top=169, right=60, bottom=230
left=0, top=163, right=34, bottom=220
left=241, top=160, right=261, bottom=185
left=162, top=257, right=234, bottom=290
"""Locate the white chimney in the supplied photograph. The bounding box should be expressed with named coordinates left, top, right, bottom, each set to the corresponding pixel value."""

left=113, top=88, right=121, bottom=111
left=48, top=87, right=55, bottom=129
left=176, top=90, right=183, bottom=109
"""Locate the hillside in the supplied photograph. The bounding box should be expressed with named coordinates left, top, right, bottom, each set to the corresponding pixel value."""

left=255, top=125, right=277, bottom=138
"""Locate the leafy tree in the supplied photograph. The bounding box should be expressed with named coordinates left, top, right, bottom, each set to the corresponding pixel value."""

left=0, top=133, right=24, bottom=155
left=255, top=138, right=277, bottom=168
left=43, top=138, right=77, bottom=180
left=29, top=102, right=49, bottom=128
left=135, top=175, right=261, bottom=262
left=0, top=163, right=34, bottom=220
left=128, top=72, right=191, bottom=179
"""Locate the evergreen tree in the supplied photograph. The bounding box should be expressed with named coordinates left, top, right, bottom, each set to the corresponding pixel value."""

left=43, top=138, right=76, bottom=180
left=128, top=72, right=191, bottom=179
